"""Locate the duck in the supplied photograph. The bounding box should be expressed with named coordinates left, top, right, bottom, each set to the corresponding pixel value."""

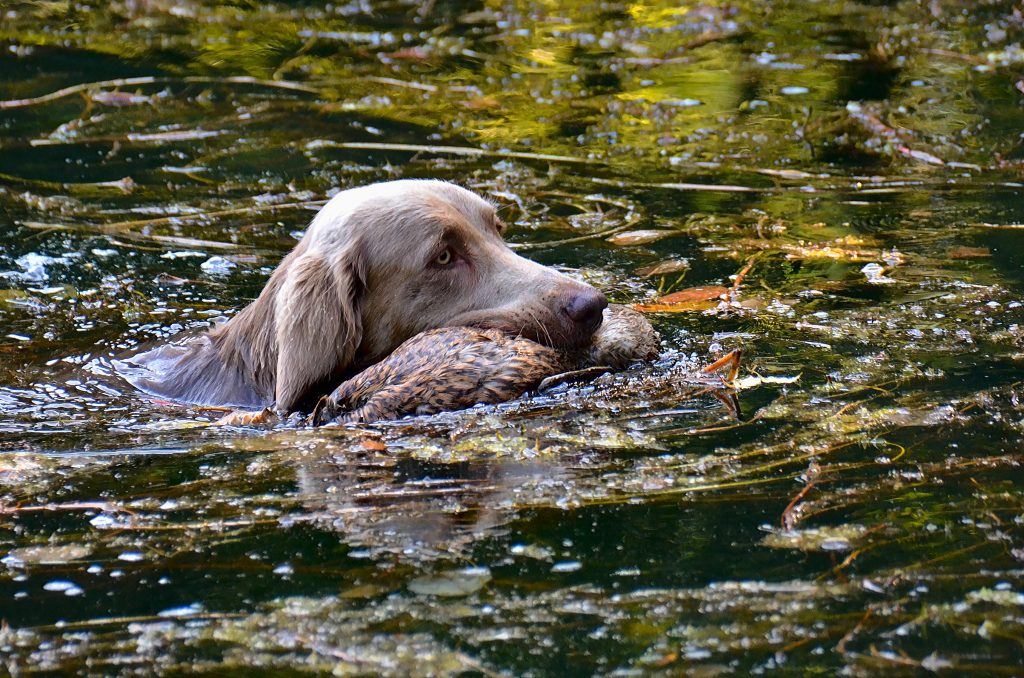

left=310, top=304, right=661, bottom=426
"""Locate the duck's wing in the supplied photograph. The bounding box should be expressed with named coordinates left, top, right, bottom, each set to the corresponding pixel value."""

left=311, top=327, right=498, bottom=425
left=313, top=329, right=566, bottom=425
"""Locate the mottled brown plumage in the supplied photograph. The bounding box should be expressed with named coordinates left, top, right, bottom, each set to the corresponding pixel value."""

left=311, top=304, right=659, bottom=425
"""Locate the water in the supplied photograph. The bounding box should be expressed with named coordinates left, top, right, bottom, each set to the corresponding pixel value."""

left=1, top=0, right=1023, bottom=674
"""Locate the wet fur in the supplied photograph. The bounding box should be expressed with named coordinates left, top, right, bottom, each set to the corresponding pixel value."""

left=123, top=180, right=606, bottom=412
left=311, top=305, right=660, bottom=425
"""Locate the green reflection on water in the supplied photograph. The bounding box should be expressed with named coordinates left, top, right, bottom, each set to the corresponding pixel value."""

left=1, top=0, right=1024, bottom=674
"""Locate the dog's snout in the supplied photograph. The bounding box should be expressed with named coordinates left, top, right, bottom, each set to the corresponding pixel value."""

left=561, top=288, right=608, bottom=332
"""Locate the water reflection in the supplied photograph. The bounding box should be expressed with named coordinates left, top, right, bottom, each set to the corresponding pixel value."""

left=297, top=447, right=564, bottom=561
left=3, top=0, right=1024, bottom=673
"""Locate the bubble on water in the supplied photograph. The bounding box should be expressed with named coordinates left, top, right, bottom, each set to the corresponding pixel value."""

left=200, top=256, right=237, bottom=276
left=861, top=262, right=895, bottom=284
left=43, top=580, right=84, bottom=596
left=158, top=603, right=204, bottom=617
left=2, top=252, right=72, bottom=282
left=551, top=561, right=583, bottom=573
left=160, top=250, right=207, bottom=260
left=663, top=98, right=703, bottom=107
left=90, top=513, right=130, bottom=529
left=820, top=538, right=852, bottom=551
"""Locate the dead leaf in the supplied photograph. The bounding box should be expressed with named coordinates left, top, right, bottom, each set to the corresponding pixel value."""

left=633, top=301, right=719, bottom=312
left=90, top=91, right=149, bottom=107
left=635, top=258, right=690, bottom=277
left=947, top=246, right=991, bottom=259
left=461, top=96, right=501, bottom=110
left=381, top=47, right=433, bottom=61
left=154, top=273, right=190, bottom=285
left=360, top=437, right=387, bottom=451
left=659, top=286, right=729, bottom=303
left=634, top=286, right=728, bottom=313
left=898, top=146, right=944, bottom=166
left=607, top=229, right=675, bottom=246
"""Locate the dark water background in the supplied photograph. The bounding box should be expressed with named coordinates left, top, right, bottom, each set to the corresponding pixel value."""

left=1, top=1, right=1024, bottom=675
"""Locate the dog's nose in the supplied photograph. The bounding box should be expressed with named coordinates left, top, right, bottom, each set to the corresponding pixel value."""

left=562, top=288, right=608, bottom=332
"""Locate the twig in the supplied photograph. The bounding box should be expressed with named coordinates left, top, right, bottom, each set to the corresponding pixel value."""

left=701, top=349, right=743, bottom=383
left=920, top=48, right=985, bottom=64
left=22, top=223, right=248, bottom=252
left=867, top=647, right=922, bottom=667
left=21, top=199, right=324, bottom=234
left=363, top=75, right=438, bottom=92
left=975, top=222, right=1024, bottom=229
left=781, top=462, right=820, bottom=529
left=511, top=213, right=643, bottom=251
left=686, top=404, right=766, bottom=434
left=121, top=519, right=280, bottom=532
left=835, top=608, right=874, bottom=654
left=0, top=75, right=318, bottom=109
left=729, top=256, right=758, bottom=293
left=0, top=501, right=131, bottom=515
left=28, top=611, right=246, bottom=633
left=320, top=141, right=592, bottom=164
left=590, top=176, right=769, bottom=193
left=828, top=524, right=889, bottom=576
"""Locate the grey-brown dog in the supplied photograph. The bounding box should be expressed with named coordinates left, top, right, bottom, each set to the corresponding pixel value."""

left=120, top=180, right=607, bottom=412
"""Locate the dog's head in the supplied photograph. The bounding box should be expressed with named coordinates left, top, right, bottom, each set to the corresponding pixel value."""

left=272, top=180, right=606, bottom=411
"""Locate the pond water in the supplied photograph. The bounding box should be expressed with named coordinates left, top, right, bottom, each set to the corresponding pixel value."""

left=2, top=0, right=1024, bottom=674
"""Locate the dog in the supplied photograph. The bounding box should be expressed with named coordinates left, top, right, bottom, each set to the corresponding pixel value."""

left=120, top=180, right=607, bottom=413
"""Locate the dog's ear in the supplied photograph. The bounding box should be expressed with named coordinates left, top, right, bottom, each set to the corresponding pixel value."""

left=273, top=244, right=364, bottom=412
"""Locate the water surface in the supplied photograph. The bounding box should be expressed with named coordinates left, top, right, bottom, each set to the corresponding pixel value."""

left=1, top=1, right=1023, bottom=675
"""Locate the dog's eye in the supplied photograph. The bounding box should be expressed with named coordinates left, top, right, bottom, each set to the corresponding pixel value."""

left=435, top=249, right=453, bottom=266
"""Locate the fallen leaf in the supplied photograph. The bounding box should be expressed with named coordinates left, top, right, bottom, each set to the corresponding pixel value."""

left=154, top=273, right=190, bottom=285
left=607, top=229, right=675, bottom=246
left=947, top=246, right=991, bottom=259
left=633, top=300, right=720, bottom=313
left=461, top=96, right=501, bottom=110
left=756, top=168, right=817, bottom=180
left=731, top=374, right=800, bottom=390
left=339, top=583, right=387, bottom=599
left=5, top=544, right=92, bottom=565
left=360, top=437, right=387, bottom=451
left=898, top=146, right=944, bottom=166
left=381, top=47, right=433, bottom=61
left=659, top=286, right=729, bottom=303
left=90, top=91, right=150, bottom=106
left=635, top=258, right=690, bottom=277
left=633, top=286, right=729, bottom=313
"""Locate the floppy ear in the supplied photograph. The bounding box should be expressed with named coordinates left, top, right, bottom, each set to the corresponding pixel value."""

left=273, top=245, right=364, bottom=412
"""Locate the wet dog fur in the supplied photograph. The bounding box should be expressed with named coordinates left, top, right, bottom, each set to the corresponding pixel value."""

left=122, top=180, right=607, bottom=413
